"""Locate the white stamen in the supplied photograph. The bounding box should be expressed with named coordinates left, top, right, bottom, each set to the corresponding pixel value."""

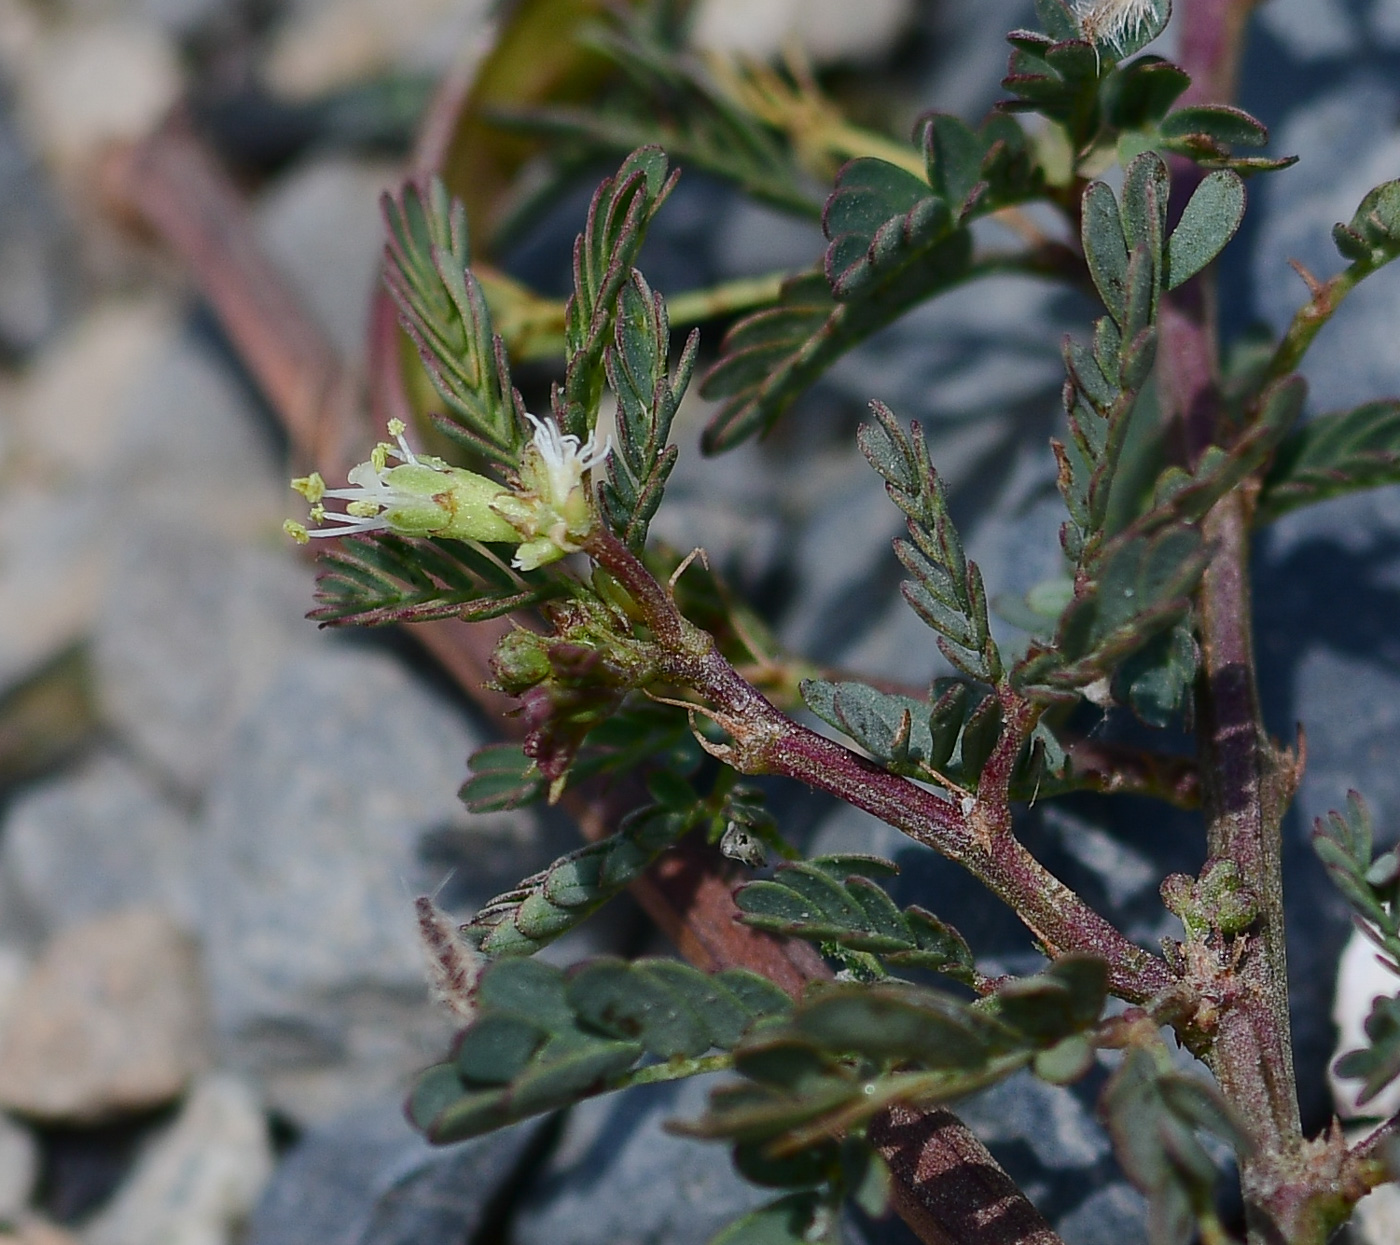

left=523, top=411, right=611, bottom=502
left=1075, top=0, right=1160, bottom=50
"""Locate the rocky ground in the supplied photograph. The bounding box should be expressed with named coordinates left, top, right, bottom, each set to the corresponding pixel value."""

left=0, top=0, right=1397, bottom=1243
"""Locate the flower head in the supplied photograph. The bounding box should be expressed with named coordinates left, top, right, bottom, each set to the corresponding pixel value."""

left=284, top=419, right=517, bottom=546
left=1074, top=0, right=1164, bottom=52
left=490, top=413, right=611, bottom=571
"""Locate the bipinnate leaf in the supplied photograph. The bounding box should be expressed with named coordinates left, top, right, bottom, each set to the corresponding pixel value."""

left=1313, top=791, right=1400, bottom=976
left=1336, top=995, right=1400, bottom=1106
left=461, top=800, right=695, bottom=956
left=701, top=115, right=1039, bottom=451
left=600, top=270, right=698, bottom=550
left=1016, top=526, right=1208, bottom=696
left=382, top=178, right=527, bottom=469
left=735, top=854, right=976, bottom=983
left=858, top=403, right=1002, bottom=682
left=309, top=534, right=562, bottom=628
left=409, top=956, right=792, bottom=1143
left=685, top=958, right=1107, bottom=1155
left=1258, top=401, right=1400, bottom=523
left=495, top=16, right=819, bottom=221
left=560, top=147, right=678, bottom=438
left=1102, top=1047, right=1251, bottom=1245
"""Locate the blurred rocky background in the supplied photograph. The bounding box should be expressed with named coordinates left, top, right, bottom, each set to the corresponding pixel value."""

left=0, top=0, right=1396, bottom=1243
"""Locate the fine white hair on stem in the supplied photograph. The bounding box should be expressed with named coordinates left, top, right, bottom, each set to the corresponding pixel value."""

left=1075, top=0, right=1160, bottom=50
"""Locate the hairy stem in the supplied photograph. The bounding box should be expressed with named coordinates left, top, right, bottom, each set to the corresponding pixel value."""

left=587, top=526, right=1173, bottom=1003
left=103, top=115, right=1063, bottom=1245
left=1168, top=0, right=1314, bottom=1237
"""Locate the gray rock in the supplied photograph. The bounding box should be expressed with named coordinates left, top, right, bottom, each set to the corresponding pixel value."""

left=101, top=325, right=287, bottom=542
left=1251, top=80, right=1400, bottom=410
left=255, top=156, right=399, bottom=362
left=1255, top=0, right=1360, bottom=60
left=0, top=750, right=197, bottom=942
left=0, top=909, right=209, bottom=1122
left=514, top=1076, right=769, bottom=1245
left=196, top=644, right=518, bottom=1123
left=1054, top=1182, right=1148, bottom=1245
left=246, top=1098, right=542, bottom=1245
left=0, top=87, right=77, bottom=359
left=957, top=1071, right=1109, bottom=1172
left=84, top=1075, right=273, bottom=1245
left=0, top=945, right=26, bottom=1040
left=93, top=524, right=317, bottom=796
left=0, top=485, right=107, bottom=697
left=0, top=1111, right=38, bottom=1222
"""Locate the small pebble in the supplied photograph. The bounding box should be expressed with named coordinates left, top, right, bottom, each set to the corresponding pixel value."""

left=0, top=910, right=208, bottom=1123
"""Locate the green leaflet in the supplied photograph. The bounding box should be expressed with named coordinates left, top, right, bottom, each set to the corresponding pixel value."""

left=308, top=534, right=563, bottom=628
left=735, top=854, right=976, bottom=984
left=600, top=271, right=696, bottom=551
left=1102, top=1047, right=1251, bottom=1245
left=409, top=956, right=792, bottom=1143
left=1258, top=401, right=1400, bottom=522
left=382, top=177, right=526, bottom=470
left=700, top=113, right=1038, bottom=452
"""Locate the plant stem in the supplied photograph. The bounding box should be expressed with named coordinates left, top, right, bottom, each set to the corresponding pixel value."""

left=586, top=526, right=1173, bottom=1003
left=1166, top=0, right=1320, bottom=1236
left=103, top=118, right=1061, bottom=1245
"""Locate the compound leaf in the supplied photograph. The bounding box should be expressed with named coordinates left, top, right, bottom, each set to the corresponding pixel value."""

left=1258, top=401, right=1400, bottom=523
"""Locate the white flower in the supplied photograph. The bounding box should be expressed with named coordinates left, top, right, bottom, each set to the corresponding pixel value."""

left=491, top=413, right=611, bottom=571
left=1075, top=0, right=1163, bottom=51
left=284, top=419, right=516, bottom=545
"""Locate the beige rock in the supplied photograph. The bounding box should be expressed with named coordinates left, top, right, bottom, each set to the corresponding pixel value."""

left=0, top=909, right=209, bottom=1122
left=14, top=299, right=174, bottom=484
left=691, top=0, right=915, bottom=64
left=18, top=20, right=182, bottom=171
left=264, top=0, right=491, bottom=99
left=0, top=944, right=27, bottom=1037
left=0, top=1217, right=80, bottom=1245
left=84, top=1075, right=273, bottom=1245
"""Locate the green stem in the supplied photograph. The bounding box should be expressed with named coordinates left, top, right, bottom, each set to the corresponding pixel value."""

left=1263, top=264, right=1365, bottom=384
left=479, top=269, right=795, bottom=363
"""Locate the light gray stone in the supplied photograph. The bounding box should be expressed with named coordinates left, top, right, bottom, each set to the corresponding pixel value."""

left=0, top=750, right=196, bottom=940
left=256, top=156, right=399, bottom=362
left=0, top=909, right=209, bottom=1122
left=0, top=1111, right=38, bottom=1222
left=1255, top=0, right=1359, bottom=60
left=1251, top=81, right=1400, bottom=411
left=247, top=1099, right=541, bottom=1245
left=196, top=644, right=511, bottom=1123
left=0, top=106, right=77, bottom=359
left=957, top=1071, right=1109, bottom=1171
left=515, top=1076, right=769, bottom=1245
left=0, top=484, right=106, bottom=696
left=84, top=1075, right=274, bottom=1245
left=93, top=524, right=317, bottom=796
left=1054, top=1182, right=1148, bottom=1245
left=102, top=326, right=287, bottom=542
left=0, top=945, right=26, bottom=1041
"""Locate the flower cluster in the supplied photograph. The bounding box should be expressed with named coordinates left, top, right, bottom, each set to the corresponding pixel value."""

left=1075, top=0, right=1161, bottom=50
left=490, top=413, right=611, bottom=571
left=285, top=414, right=610, bottom=572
